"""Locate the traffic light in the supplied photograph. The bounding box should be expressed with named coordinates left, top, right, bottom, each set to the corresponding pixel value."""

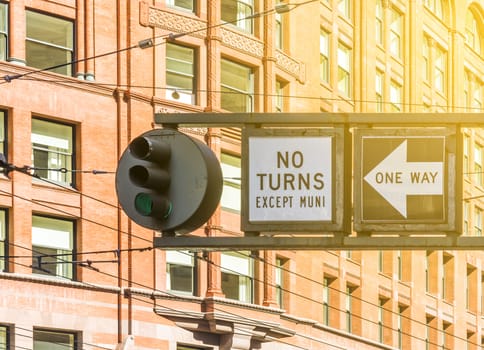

left=115, top=129, right=223, bottom=234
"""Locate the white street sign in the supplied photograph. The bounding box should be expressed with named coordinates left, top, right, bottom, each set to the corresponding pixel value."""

left=248, top=136, right=332, bottom=222
left=364, top=140, right=444, bottom=217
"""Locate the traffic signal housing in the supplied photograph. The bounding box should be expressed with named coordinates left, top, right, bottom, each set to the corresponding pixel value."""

left=115, top=129, right=223, bottom=234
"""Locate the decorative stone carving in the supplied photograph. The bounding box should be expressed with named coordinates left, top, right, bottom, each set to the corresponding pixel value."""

left=139, top=2, right=306, bottom=83
left=141, top=3, right=206, bottom=38
left=220, top=27, right=264, bottom=58
left=275, top=50, right=306, bottom=83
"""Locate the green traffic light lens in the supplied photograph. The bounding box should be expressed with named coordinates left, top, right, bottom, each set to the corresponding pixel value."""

left=135, top=193, right=153, bottom=216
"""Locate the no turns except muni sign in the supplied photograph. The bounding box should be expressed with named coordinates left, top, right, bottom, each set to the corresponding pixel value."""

left=241, top=128, right=347, bottom=233
left=354, top=128, right=458, bottom=233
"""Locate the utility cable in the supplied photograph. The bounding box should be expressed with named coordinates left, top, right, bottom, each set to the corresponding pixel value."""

left=15, top=75, right=484, bottom=112
left=0, top=0, right=318, bottom=85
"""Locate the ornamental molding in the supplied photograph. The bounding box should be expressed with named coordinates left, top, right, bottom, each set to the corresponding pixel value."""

left=140, top=2, right=206, bottom=38
left=220, top=27, right=264, bottom=58
left=275, top=50, right=306, bottom=83
left=139, top=2, right=306, bottom=83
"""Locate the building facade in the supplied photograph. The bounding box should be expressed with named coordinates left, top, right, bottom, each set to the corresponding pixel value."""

left=0, top=0, right=483, bottom=349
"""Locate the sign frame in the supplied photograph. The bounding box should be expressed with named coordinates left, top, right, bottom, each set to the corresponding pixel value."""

left=354, top=127, right=459, bottom=233
left=241, top=127, right=349, bottom=233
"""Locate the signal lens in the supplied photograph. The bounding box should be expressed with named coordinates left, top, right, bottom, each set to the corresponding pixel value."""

left=135, top=193, right=153, bottom=216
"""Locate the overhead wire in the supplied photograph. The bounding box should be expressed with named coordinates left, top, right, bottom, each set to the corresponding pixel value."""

left=4, top=247, right=345, bottom=350
left=13, top=75, right=484, bottom=112
left=0, top=0, right=475, bottom=348
left=0, top=160, right=482, bottom=347
left=0, top=0, right=318, bottom=85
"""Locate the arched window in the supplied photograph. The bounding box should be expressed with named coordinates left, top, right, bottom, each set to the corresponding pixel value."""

left=466, top=9, right=482, bottom=54
left=424, top=0, right=443, bottom=20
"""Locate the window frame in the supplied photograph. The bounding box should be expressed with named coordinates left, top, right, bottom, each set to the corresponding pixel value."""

left=220, top=152, right=241, bottom=213
left=221, top=251, right=254, bottom=303
left=221, top=58, right=254, bottom=112
left=465, top=9, right=481, bottom=54
left=31, top=214, right=76, bottom=280
left=390, top=80, right=402, bottom=111
left=25, top=10, right=74, bottom=76
left=166, top=0, right=196, bottom=13
left=0, top=2, right=8, bottom=61
left=0, top=324, right=9, bottom=350
left=474, top=143, right=483, bottom=187
left=221, top=0, right=254, bottom=34
left=375, top=0, right=383, bottom=46
left=434, top=45, right=446, bottom=93
left=337, top=43, right=351, bottom=97
left=389, top=7, right=402, bottom=59
left=33, top=328, right=79, bottom=350
left=375, top=70, right=383, bottom=112
left=31, top=117, right=76, bottom=188
left=320, top=29, right=330, bottom=84
left=166, top=250, right=196, bottom=295
left=0, top=209, right=8, bottom=273
left=165, top=42, right=197, bottom=105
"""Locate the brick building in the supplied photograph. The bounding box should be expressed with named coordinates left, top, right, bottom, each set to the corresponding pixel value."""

left=0, top=0, right=483, bottom=349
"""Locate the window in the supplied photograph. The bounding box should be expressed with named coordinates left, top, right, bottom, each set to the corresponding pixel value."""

left=425, top=252, right=430, bottom=292
left=378, top=298, right=385, bottom=343
left=389, top=8, right=402, bottom=59
left=397, top=250, right=402, bottom=280
left=26, top=11, right=74, bottom=76
left=0, top=2, right=7, bottom=60
left=178, top=346, right=204, bottom=350
left=275, top=257, right=284, bottom=308
left=275, top=79, right=286, bottom=112
left=345, top=285, right=354, bottom=333
left=425, top=316, right=433, bottom=350
left=424, top=0, right=443, bottom=20
left=464, top=202, right=469, bottom=235
left=464, top=134, right=470, bottom=179
left=337, top=43, right=351, bottom=97
left=166, top=0, right=195, bottom=12
left=31, top=118, right=74, bottom=187
left=0, top=210, right=7, bottom=272
left=376, top=0, right=383, bottom=45
left=0, top=325, right=9, bottom=350
left=397, top=305, right=405, bottom=349
left=323, top=277, right=330, bottom=325
left=338, top=0, right=350, bottom=18
left=472, top=79, right=482, bottom=111
left=221, top=251, right=253, bottom=303
left=434, top=46, right=446, bottom=93
left=466, top=265, right=477, bottom=311
left=275, top=0, right=283, bottom=49
left=481, top=274, right=484, bottom=314
left=378, top=250, right=384, bottom=272
left=474, top=144, right=483, bottom=187
left=32, top=215, right=75, bottom=280
left=320, top=29, right=329, bottom=84
left=221, top=0, right=254, bottom=33
left=375, top=70, right=383, bottom=112
left=474, top=207, right=482, bottom=236
left=442, top=253, right=454, bottom=301
left=166, top=43, right=196, bottom=104
left=166, top=250, right=195, bottom=295
left=221, top=59, right=254, bottom=112
left=465, top=10, right=481, bottom=54
left=423, top=37, right=430, bottom=83
left=221, top=153, right=241, bottom=212
left=0, top=110, right=6, bottom=158
left=390, top=81, right=402, bottom=111
left=33, top=329, right=77, bottom=350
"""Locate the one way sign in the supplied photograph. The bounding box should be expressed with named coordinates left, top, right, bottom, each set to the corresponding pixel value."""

left=354, top=129, right=458, bottom=233
left=364, top=140, right=444, bottom=218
